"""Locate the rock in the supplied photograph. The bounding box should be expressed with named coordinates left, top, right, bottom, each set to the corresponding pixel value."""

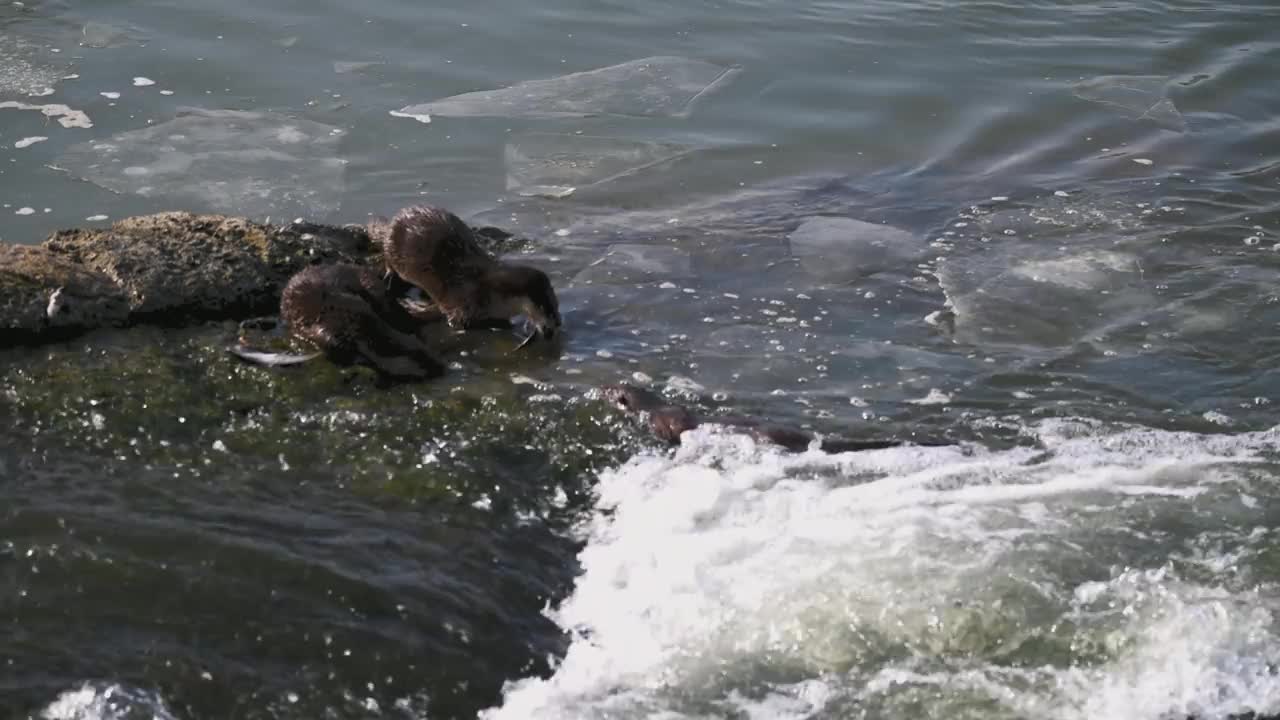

left=0, top=211, right=530, bottom=346
left=43, top=212, right=372, bottom=322
left=0, top=244, right=130, bottom=342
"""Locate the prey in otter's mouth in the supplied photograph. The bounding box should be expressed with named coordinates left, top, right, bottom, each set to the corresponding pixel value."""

left=380, top=205, right=563, bottom=350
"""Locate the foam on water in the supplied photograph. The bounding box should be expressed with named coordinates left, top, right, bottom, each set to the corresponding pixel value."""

left=484, top=420, right=1280, bottom=720
left=40, top=683, right=177, bottom=720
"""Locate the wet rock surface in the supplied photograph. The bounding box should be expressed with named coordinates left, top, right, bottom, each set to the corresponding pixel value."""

left=0, top=244, right=131, bottom=340
left=0, top=211, right=529, bottom=345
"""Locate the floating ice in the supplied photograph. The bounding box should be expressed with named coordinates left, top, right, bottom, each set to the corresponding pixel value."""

left=333, top=60, right=382, bottom=74
left=15, top=206, right=35, bottom=215
left=79, top=21, right=144, bottom=49
left=0, top=32, right=64, bottom=97
left=56, top=107, right=346, bottom=218
left=787, top=216, right=924, bottom=282
left=14, top=135, right=46, bottom=148
left=396, top=56, right=740, bottom=120
left=132, top=76, right=154, bottom=87
left=1072, top=75, right=1185, bottom=132
left=572, top=243, right=694, bottom=286
left=99, top=91, right=120, bottom=99
left=388, top=109, right=430, bottom=124
left=939, top=247, right=1145, bottom=347
left=506, top=133, right=690, bottom=198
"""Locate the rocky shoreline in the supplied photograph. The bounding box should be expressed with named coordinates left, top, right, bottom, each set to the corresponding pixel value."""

left=0, top=212, right=524, bottom=346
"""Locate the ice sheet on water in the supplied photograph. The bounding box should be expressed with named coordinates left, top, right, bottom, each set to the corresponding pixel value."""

left=787, top=216, right=925, bottom=282
left=396, top=56, right=740, bottom=120
left=571, top=243, right=694, bottom=286
left=1072, top=75, right=1185, bottom=132
left=932, top=189, right=1173, bottom=348
left=56, top=108, right=346, bottom=218
left=0, top=32, right=65, bottom=97
left=505, top=133, right=691, bottom=198
left=78, top=21, right=145, bottom=48
left=938, top=246, right=1147, bottom=347
left=0, top=100, right=92, bottom=128
left=333, top=60, right=383, bottom=74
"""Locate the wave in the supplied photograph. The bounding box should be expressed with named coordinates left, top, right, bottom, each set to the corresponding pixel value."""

left=484, top=420, right=1280, bottom=720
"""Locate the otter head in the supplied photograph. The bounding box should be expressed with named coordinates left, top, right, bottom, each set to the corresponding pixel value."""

left=489, top=263, right=563, bottom=342
left=601, top=384, right=698, bottom=444
left=600, top=383, right=665, bottom=414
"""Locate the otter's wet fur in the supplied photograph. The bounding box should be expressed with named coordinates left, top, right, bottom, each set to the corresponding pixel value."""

left=274, top=263, right=445, bottom=380
left=381, top=206, right=562, bottom=340
left=602, top=383, right=913, bottom=453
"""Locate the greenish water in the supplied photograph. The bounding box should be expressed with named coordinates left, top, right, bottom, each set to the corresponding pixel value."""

left=3, top=1, right=1280, bottom=719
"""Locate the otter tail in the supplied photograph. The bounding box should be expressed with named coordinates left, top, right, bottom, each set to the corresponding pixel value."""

left=226, top=344, right=323, bottom=368
left=819, top=438, right=910, bottom=453
left=820, top=437, right=951, bottom=453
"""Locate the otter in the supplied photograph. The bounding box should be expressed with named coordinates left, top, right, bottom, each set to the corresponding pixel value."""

left=601, top=383, right=913, bottom=453
left=380, top=206, right=562, bottom=346
left=229, top=263, right=446, bottom=380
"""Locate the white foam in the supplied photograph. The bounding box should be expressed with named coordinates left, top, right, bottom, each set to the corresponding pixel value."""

left=40, top=683, right=178, bottom=720
left=484, top=420, right=1280, bottom=719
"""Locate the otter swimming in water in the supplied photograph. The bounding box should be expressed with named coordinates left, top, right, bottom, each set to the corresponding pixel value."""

left=381, top=206, right=562, bottom=345
left=601, top=383, right=913, bottom=453
left=229, top=263, right=446, bottom=380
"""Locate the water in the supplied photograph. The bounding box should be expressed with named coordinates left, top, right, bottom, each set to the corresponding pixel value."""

left=3, top=1, right=1280, bottom=719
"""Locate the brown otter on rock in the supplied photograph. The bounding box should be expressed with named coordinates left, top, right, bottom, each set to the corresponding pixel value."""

left=601, top=383, right=915, bottom=453
left=381, top=206, right=562, bottom=346
left=229, top=263, right=445, bottom=380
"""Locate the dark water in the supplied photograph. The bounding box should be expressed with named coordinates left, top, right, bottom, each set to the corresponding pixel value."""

left=3, top=1, right=1280, bottom=719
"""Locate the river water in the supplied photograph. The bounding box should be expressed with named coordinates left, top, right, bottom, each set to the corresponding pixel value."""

left=3, top=1, right=1280, bottom=719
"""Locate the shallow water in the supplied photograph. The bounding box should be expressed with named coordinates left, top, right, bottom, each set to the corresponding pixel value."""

left=3, top=1, right=1280, bottom=719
